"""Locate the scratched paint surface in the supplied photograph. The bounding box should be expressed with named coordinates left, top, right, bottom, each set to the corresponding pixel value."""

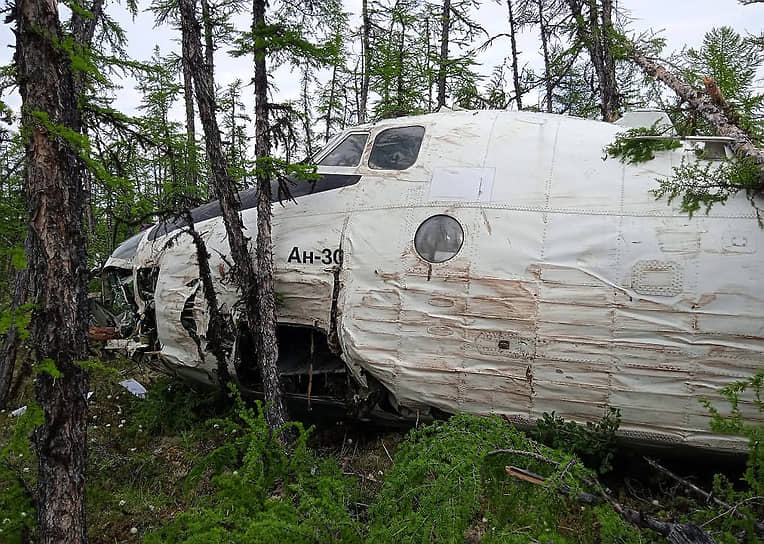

left=107, top=110, right=764, bottom=452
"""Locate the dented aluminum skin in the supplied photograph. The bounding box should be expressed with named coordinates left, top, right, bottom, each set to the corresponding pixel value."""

left=105, top=110, right=763, bottom=452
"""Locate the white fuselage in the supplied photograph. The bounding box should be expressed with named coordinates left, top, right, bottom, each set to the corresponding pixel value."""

left=111, top=110, right=764, bottom=451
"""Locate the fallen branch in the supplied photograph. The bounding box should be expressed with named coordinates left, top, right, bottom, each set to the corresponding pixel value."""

left=503, top=465, right=601, bottom=505
left=486, top=448, right=560, bottom=468
left=502, top=462, right=718, bottom=544
left=645, top=457, right=764, bottom=538
left=630, top=50, right=764, bottom=180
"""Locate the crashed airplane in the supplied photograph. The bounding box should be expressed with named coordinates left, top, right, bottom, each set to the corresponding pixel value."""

left=101, top=109, right=763, bottom=452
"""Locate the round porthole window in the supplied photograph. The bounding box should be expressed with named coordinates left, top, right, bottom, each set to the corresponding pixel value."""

left=414, top=215, right=464, bottom=263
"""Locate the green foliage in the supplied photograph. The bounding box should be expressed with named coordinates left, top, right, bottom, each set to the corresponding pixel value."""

left=594, top=505, right=644, bottom=544
left=125, top=377, right=222, bottom=436
left=531, top=408, right=621, bottom=474
left=683, top=26, right=764, bottom=142
left=690, top=370, right=764, bottom=543
left=75, top=357, right=122, bottom=381
left=368, top=413, right=610, bottom=543
left=145, top=393, right=361, bottom=543
left=34, top=357, right=62, bottom=379
left=27, top=110, right=126, bottom=192
left=702, top=369, right=763, bottom=495
left=652, top=156, right=762, bottom=218
left=0, top=303, right=33, bottom=341
left=604, top=125, right=683, bottom=164
left=0, top=404, right=43, bottom=543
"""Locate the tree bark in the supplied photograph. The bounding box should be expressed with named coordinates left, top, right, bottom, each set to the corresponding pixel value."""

left=598, top=0, right=618, bottom=120
left=199, top=0, right=216, bottom=200
left=252, top=0, right=290, bottom=431
left=537, top=0, right=553, bottom=112
left=631, top=50, right=764, bottom=172
left=507, top=0, right=523, bottom=110
left=200, top=0, right=215, bottom=79
left=179, top=0, right=289, bottom=429
left=71, top=0, right=104, bottom=235
left=301, top=63, right=314, bottom=157
left=324, top=63, right=338, bottom=141
left=436, top=0, right=451, bottom=109
left=568, top=0, right=620, bottom=121
left=359, top=0, right=371, bottom=123
left=16, top=0, right=90, bottom=542
left=182, top=41, right=198, bottom=190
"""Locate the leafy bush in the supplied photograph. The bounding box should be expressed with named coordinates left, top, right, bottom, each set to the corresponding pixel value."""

left=531, top=408, right=621, bottom=474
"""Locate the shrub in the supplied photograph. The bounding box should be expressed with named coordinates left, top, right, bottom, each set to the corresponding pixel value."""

left=145, top=393, right=361, bottom=543
left=531, top=408, right=621, bottom=474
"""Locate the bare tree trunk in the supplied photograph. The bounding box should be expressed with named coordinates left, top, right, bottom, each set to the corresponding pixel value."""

left=17, top=0, right=90, bottom=541
left=507, top=0, right=523, bottom=110
left=631, top=50, right=764, bottom=171
left=537, top=0, right=553, bottom=112
left=179, top=0, right=289, bottom=429
left=568, top=0, right=619, bottom=121
left=598, top=0, right=618, bottom=120
left=71, top=0, right=104, bottom=235
left=301, top=63, right=314, bottom=157
left=182, top=43, right=198, bottom=190
left=396, top=15, right=406, bottom=113
left=436, top=0, right=451, bottom=109
left=200, top=0, right=215, bottom=79
left=425, top=16, right=433, bottom=111
left=252, top=0, right=289, bottom=430
left=324, top=63, right=338, bottom=141
left=200, top=0, right=216, bottom=200
left=359, top=0, right=370, bottom=122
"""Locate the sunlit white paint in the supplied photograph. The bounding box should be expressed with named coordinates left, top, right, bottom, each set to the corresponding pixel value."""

left=107, top=110, right=764, bottom=452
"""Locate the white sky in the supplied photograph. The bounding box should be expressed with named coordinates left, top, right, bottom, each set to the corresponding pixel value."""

left=1, top=0, right=762, bottom=124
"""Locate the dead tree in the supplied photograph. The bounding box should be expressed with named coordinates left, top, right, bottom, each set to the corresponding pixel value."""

left=630, top=50, right=764, bottom=179
left=16, top=0, right=91, bottom=541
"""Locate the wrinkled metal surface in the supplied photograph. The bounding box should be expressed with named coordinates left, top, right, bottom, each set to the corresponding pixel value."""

left=106, top=110, right=764, bottom=452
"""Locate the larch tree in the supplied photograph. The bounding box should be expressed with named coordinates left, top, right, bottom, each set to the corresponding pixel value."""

left=477, top=0, right=533, bottom=110
left=251, top=0, right=288, bottom=429
left=433, top=0, right=484, bottom=110
left=15, top=0, right=91, bottom=541
left=359, top=0, right=372, bottom=122
left=505, top=0, right=528, bottom=109
left=567, top=0, right=620, bottom=121
left=179, top=0, right=275, bottom=415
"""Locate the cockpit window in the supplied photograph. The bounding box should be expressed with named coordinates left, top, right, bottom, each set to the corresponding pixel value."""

left=318, top=133, right=369, bottom=167
left=369, top=126, right=425, bottom=170
left=111, top=231, right=145, bottom=260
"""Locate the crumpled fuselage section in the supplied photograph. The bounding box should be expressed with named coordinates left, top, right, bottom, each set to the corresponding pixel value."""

left=104, top=110, right=764, bottom=453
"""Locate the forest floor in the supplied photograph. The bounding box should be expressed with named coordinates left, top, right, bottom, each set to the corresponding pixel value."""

left=0, top=350, right=761, bottom=544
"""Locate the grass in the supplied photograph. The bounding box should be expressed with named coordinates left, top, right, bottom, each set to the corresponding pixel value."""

left=0, top=354, right=761, bottom=543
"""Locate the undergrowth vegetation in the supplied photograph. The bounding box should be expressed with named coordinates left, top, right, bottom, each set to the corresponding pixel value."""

left=0, top=361, right=762, bottom=543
